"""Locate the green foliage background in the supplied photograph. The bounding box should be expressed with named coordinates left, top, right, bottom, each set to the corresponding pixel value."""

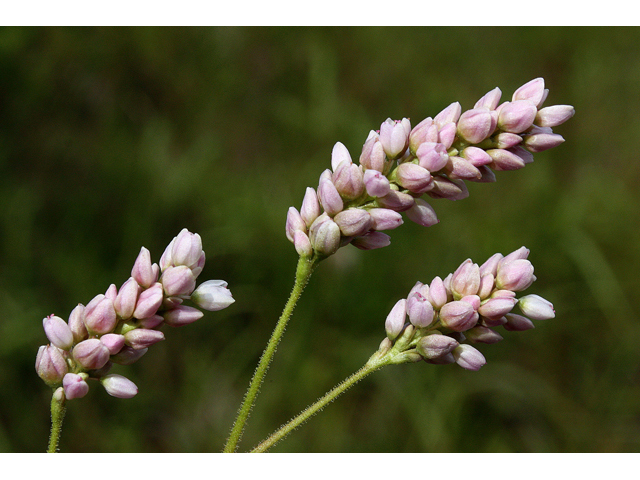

left=1, top=26, right=639, bottom=452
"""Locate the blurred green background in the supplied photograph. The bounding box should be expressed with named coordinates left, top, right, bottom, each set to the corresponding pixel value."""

left=1, top=26, right=639, bottom=452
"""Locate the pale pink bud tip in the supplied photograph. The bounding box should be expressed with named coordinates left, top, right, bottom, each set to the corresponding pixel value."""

left=163, top=305, right=205, bottom=327
left=453, top=344, right=486, bottom=371
left=385, top=299, right=407, bottom=340
left=331, top=142, right=352, bottom=171
left=379, top=118, right=411, bottom=159
left=171, top=228, right=203, bottom=269
left=161, top=265, right=197, bottom=297
left=518, top=294, right=555, bottom=320
left=36, top=345, right=68, bottom=385
left=63, top=373, right=90, bottom=400
left=417, top=334, right=459, bottom=360
left=101, top=374, right=138, bottom=399
left=124, top=328, right=165, bottom=349
left=132, top=247, right=157, bottom=288
left=191, top=280, right=235, bottom=311
left=43, top=315, right=74, bottom=350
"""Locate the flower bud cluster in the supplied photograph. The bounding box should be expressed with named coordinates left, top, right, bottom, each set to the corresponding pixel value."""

left=286, top=78, right=574, bottom=258
left=35, top=229, right=235, bottom=400
left=379, top=247, right=554, bottom=371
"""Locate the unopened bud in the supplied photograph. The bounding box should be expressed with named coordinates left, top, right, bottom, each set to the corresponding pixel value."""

left=132, top=283, right=164, bottom=320
left=124, top=328, right=165, bottom=349
left=63, top=373, right=89, bottom=400
left=100, top=374, right=138, bottom=399
left=132, top=247, right=157, bottom=288
left=43, top=315, right=74, bottom=350
left=84, top=294, right=117, bottom=335
left=452, top=344, right=486, bottom=371
left=351, top=231, right=391, bottom=250
left=36, top=345, right=68, bottom=386
left=518, top=294, right=555, bottom=320
left=73, top=338, right=110, bottom=370
left=334, top=209, right=373, bottom=237
left=416, top=334, right=459, bottom=359
left=439, top=301, right=478, bottom=332
left=163, top=305, right=205, bottom=327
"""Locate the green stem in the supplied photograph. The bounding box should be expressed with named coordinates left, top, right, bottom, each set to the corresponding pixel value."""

left=223, top=254, right=320, bottom=452
left=47, top=388, right=66, bottom=453
left=250, top=353, right=391, bottom=453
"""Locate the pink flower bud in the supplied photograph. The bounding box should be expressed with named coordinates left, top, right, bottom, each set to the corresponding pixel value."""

left=159, top=237, right=175, bottom=271
left=409, top=117, right=437, bottom=153
left=309, top=215, right=341, bottom=256
left=498, top=100, right=538, bottom=133
left=359, top=132, right=386, bottom=173
left=285, top=207, right=307, bottom=243
left=351, top=231, right=391, bottom=250
left=504, top=313, right=536, bottom=331
left=376, top=190, right=415, bottom=212
left=493, top=132, right=523, bottom=149
left=416, top=142, right=449, bottom=172
left=110, top=346, right=148, bottom=365
left=333, top=162, right=365, bottom=200
left=114, top=277, right=140, bottom=320
left=461, top=147, right=492, bottom=167
left=363, top=169, right=391, bottom=198
left=162, top=305, right=205, bottom=327
left=407, top=292, right=435, bottom=328
left=63, top=373, right=89, bottom=400
left=404, top=198, right=438, bottom=227
left=330, top=141, right=352, bottom=171
left=518, top=294, right=555, bottom=320
left=477, top=274, right=495, bottom=299
left=100, top=374, right=138, bottom=399
left=84, top=294, right=117, bottom=335
left=293, top=230, right=313, bottom=257
left=68, top=304, right=88, bottom=343
left=138, top=314, right=165, bottom=329
left=452, top=344, right=486, bottom=371
left=191, top=279, right=234, bottom=311
left=300, top=187, right=321, bottom=228
left=457, top=108, right=495, bottom=144
left=36, top=345, right=68, bottom=386
left=317, top=178, right=344, bottom=216
left=73, top=338, right=110, bottom=370
left=439, top=301, right=478, bottom=332
left=460, top=295, right=481, bottom=311
left=427, top=177, right=469, bottom=201
left=434, top=102, right=461, bottom=128
left=161, top=265, right=197, bottom=297
left=333, top=209, right=373, bottom=237
left=379, top=118, right=411, bottom=159
left=100, top=333, right=126, bottom=355
left=124, top=328, right=165, bottom=349
left=474, top=87, right=502, bottom=110
left=535, top=105, right=575, bottom=128
left=496, top=259, right=535, bottom=291
left=445, top=156, right=482, bottom=181
left=487, top=148, right=526, bottom=171
left=479, top=253, right=503, bottom=277
left=478, top=297, right=517, bottom=320
left=385, top=299, right=407, bottom=340
left=171, top=229, right=203, bottom=269
left=416, top=334, right=459, bottom=359
left=438, top=122, right=458, bottom=149
left=524, top=133, right=565, bottom=153
left=133, top=283, right=164, bottom=320
left=499, top=246, right=530, bottom=268
left=512, top=78, right=546, bottom=106
left=43, top=315, right=74, bottom=350
left=427, top=276, right=448, bottom=309
left=105, top=284, right=117, bottom=302
left=368, top=208, right=403, bottom=231
left=132, top=247, right=157, bottom=288
left=395, top=163, right=433, bottom=193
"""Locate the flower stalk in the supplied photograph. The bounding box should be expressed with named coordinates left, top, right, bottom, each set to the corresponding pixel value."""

left=223, top=253, right=321, bottom=452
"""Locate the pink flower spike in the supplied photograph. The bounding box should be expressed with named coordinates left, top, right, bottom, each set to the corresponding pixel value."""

left=100, top=374, right=138, bottom=399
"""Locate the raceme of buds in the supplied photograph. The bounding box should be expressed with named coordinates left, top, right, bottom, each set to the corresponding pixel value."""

left=285, top=78, right=573, bottom=260
left=377, top=248, right=554, bottom=371
left=35, top=229, right=234, bottom=400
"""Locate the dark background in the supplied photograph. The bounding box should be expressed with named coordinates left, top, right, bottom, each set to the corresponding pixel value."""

left=1, top=26, right=639, bottom=452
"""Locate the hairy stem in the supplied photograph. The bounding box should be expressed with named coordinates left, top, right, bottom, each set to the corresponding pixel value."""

left=250, top=353, right=391, bottom=453
left=223, top=254, right=320, bottom=452
left=47, top=388, right=66, bottom=453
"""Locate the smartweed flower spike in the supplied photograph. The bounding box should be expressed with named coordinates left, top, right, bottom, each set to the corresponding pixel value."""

left=286, top=78, right=574, bottom=258
left=378, top=248, right=554, bottom=371
left=35, top=229, right=234, bottom=401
